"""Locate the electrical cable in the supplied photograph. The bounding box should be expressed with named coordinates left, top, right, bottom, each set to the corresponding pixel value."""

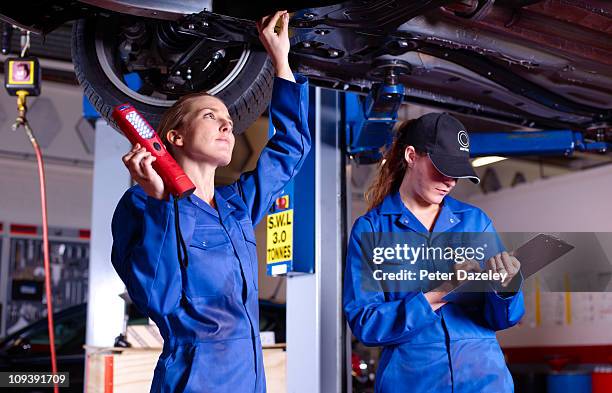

left=174, top=197, right=189, bottom=268
left=19, top=30, right=30, bottom=58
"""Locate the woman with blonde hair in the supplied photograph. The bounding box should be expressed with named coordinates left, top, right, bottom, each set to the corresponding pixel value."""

left=111, top=11, right=309, bottom=392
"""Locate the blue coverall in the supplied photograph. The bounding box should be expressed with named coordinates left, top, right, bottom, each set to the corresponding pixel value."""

left=344, top=191, right=525, bottom=393
left=111, top=76, right=310, bottom=393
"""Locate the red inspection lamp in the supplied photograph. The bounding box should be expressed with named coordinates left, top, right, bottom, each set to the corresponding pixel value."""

left=112, top=103, right=196, bottom=198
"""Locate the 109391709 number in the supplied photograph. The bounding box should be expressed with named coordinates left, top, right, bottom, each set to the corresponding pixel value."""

left=0, top=372, right=69, bottom=387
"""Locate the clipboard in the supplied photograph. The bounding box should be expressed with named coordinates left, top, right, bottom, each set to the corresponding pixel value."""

left=442, top=233, right=574, bottom=302
left=513, top=233, right=574, bottom=278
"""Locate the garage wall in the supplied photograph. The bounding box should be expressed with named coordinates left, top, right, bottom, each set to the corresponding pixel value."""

left=0, top=80, right=93, bottom=229
left=466, top=164, right=612, bottom=346
left=467, top=163, right=612, bottom=232
left=0, top=158, right=92, bottom=228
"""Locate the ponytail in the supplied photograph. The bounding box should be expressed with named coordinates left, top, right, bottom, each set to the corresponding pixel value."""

left=364, top=120, right=424, bottom=211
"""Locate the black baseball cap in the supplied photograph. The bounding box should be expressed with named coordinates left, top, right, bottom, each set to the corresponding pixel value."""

left=399, top=112, right=480, bottom=184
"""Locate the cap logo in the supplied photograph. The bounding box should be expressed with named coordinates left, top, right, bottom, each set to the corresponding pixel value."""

left=457, top=130, right=470, bottom=152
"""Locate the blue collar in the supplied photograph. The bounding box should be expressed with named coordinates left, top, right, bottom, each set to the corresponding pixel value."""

left=380, top=191, right=468, bottom=233
left=187, top=186, right=237, bottom=220
left=215, top=186, right=238, bottom=221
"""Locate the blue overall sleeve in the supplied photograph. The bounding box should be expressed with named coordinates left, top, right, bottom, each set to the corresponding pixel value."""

left=236, top=75, right=311, bottom=225
left=111, top=186, right=196, bottom=317
left=343, top=217, right=441, bottom=347
left=482, top=219, right=525, bottom=330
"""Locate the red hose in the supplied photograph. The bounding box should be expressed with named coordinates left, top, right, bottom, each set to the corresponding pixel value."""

left=21, top=119, right=59, bottom=393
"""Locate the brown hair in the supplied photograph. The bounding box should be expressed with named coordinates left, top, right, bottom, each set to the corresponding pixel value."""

left=156, top=91, right=221, bottom=155
left=364, top=120, right=426, bottom=211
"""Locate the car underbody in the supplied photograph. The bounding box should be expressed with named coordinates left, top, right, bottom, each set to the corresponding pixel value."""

left=0, top=0, right=610, bottom=140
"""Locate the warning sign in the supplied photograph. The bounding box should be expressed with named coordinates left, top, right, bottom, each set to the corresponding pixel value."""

left=266, top=209, right=293, bottom=264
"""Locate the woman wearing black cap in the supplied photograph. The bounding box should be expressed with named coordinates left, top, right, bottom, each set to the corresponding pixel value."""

left=344, top=112, right=525, bottom=393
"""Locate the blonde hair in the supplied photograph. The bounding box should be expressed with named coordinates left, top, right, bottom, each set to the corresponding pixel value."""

left=156, top=91, right=222, bottom=155
left=364, top=120, right=426, bottom=211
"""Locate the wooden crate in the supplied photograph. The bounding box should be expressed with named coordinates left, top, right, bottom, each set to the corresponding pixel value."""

left=85, top=347, right=161, bottom=393
left=85, top=344, right=286, bottom=393
left=263, top=344, right=287, bottom=393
